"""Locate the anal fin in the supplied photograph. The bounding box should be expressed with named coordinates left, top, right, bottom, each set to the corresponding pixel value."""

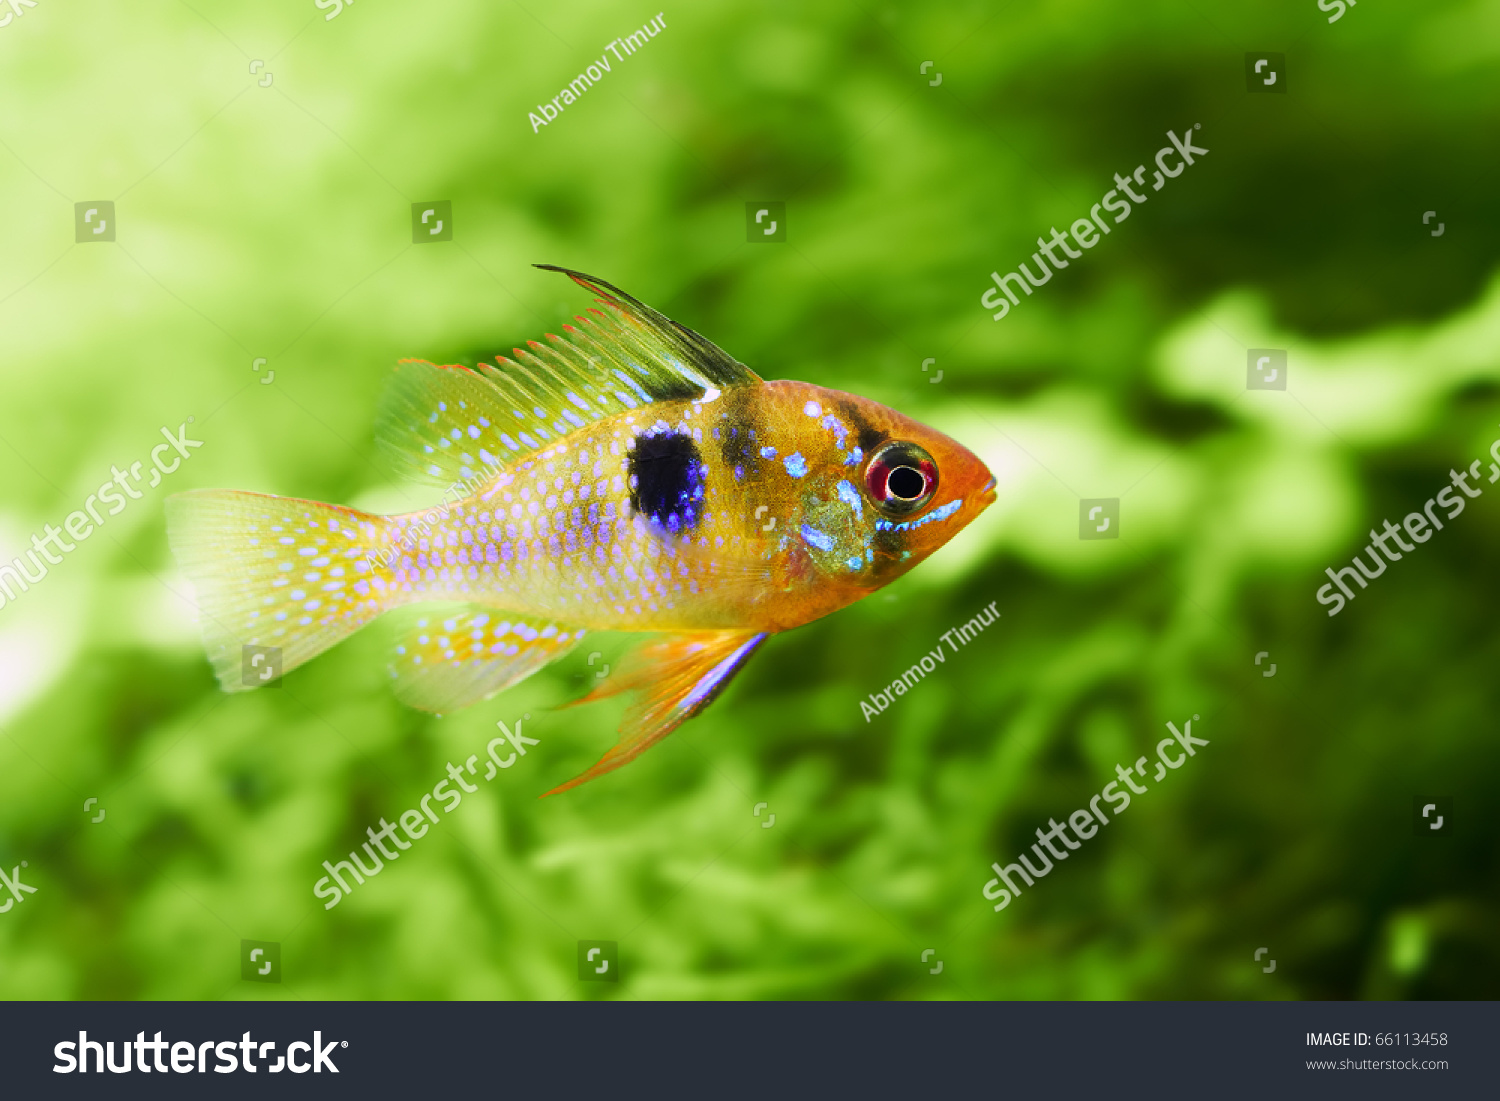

left=387, top=604, right=582, bottom=713
left=542, top=630, right=769, bottom=797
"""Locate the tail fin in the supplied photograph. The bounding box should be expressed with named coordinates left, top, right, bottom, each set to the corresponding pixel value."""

left=166, top=489, right=395, bottom=690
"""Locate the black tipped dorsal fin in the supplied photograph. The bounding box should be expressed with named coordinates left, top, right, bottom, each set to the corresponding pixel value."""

left=376, top=268, right=762, bottom=489
left=533, top=265, right=762, bottom=393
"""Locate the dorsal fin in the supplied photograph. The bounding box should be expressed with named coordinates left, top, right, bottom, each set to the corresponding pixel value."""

left=377, top=267, right=763, bottom=489
left=533, top=264, right=760, bottom=393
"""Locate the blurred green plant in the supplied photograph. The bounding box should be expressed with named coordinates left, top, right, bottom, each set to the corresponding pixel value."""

left=0, top=0, right=1496, bottom=1000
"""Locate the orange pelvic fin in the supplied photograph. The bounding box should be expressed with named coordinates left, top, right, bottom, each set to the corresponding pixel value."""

left=542, top=630, right=769, bottom=797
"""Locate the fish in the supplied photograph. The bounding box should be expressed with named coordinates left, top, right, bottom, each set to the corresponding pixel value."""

left=166, top=266, right=996, bottom=795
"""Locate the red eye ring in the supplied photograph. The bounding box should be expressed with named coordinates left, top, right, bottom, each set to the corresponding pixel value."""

left=864, top=442, right=938, bottom=517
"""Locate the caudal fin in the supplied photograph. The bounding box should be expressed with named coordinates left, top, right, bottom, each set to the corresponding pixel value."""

left=166, top=489, right=395, bottom=690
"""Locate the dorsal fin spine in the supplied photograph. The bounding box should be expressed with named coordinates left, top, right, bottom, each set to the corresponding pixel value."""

left=508, top=346, right=580, bottom=437
left=528, top=339, right=609, bottom=421
left=565, top=313, right=691, bottom=403
left=485, top=357, right=555, bottom=443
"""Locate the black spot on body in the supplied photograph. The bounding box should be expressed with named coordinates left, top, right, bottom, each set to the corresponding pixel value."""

left=629, top=430, right=704, bottom=532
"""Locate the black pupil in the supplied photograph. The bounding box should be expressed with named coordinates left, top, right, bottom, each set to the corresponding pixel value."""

left=887, top=465, right=926, bottom=500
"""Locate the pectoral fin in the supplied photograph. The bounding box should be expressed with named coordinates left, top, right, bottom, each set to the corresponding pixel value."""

left=542, top=630, right=769, bottom=797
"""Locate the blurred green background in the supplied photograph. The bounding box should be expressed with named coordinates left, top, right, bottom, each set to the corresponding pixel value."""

left=1, top=0, right=1497, bottom=1000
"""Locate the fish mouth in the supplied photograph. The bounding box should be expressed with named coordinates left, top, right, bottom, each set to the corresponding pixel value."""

left=977, top=475, right=997, bottom=507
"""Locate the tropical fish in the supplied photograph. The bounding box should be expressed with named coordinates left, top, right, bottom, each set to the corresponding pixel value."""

left=167, top=266, right=996, bottom=794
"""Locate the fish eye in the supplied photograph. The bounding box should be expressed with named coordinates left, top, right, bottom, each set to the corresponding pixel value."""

left=864, top=442, right=938, bottom=516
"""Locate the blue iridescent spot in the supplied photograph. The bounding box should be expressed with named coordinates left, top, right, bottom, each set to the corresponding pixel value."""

left=875, top=498, right=964, bottom=532
left=820, top=414, right=848, bottom=448
left=843, top=446, right=864, bottom=467
left=784, top=452, right=807, bottom=478
left=759, top=446, right=777, bottom=460
left=679, top=634, right=768, bottom=711
left=800, top=524, right=834, bottom=552
left=614, top=369, right=652, bottom=406
left=836, top=479, right=863, bottom=515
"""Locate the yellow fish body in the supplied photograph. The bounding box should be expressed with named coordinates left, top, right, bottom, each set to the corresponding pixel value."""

left=168, top=267, right=996, bottom=794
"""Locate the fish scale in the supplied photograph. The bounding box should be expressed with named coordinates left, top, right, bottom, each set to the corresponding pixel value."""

left=383, top=400, right=784, bottom=630
left=168, top=266, right=996, bottom=794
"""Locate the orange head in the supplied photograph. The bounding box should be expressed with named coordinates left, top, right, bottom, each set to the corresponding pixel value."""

left=752, top=381, right=996, bottom=604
